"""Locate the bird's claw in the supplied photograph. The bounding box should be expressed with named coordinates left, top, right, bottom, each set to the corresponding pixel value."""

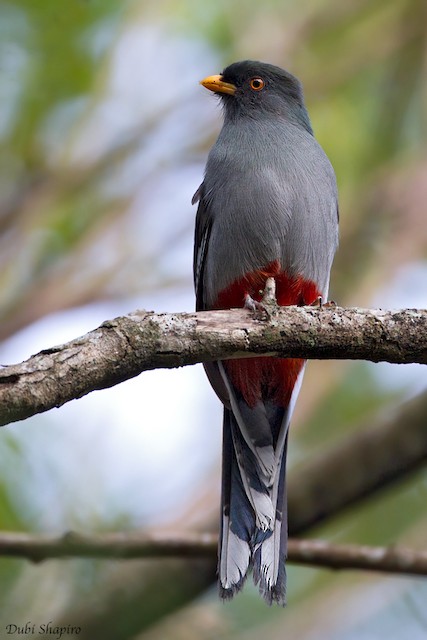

left=245, top=277, right=278, bottom=320
left=244, top=294, right=268, bottom=319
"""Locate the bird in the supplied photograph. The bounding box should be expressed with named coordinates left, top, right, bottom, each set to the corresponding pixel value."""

left=193, top=60, right=339, bottom=605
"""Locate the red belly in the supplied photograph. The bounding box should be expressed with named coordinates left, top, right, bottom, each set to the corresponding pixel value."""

left=213, top=261, right=320, bottom=408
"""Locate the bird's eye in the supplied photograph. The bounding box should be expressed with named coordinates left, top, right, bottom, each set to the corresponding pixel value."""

left=249, top=77, right=265, bottom=91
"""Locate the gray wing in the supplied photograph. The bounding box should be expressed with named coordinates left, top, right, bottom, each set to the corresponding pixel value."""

left=192, top=183, right=231, bottom=407
left=193, top=183, right=212, bottom=311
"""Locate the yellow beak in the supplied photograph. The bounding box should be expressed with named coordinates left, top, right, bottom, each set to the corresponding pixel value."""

left=200, top=74, right=236, bottom=96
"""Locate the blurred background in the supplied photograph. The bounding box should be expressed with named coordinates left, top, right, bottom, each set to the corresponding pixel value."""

left=0, top=0, right=426, bottom=637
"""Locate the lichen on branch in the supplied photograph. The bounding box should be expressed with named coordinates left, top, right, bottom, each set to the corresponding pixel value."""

left=0, top=306, right=426, bottom=426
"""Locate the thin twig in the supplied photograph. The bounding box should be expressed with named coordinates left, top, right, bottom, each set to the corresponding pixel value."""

left=0, top=530, right=426, bottom=577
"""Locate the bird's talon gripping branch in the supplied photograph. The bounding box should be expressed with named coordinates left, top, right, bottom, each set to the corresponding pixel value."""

left=244, top=293, right=268, bottom=319
left=244, top=277, right=279, bottom=320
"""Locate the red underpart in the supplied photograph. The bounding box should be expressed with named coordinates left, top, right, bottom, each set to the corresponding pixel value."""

left=213, top=261, right=321, bottom=409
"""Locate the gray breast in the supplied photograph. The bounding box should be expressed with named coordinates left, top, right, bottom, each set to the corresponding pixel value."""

left=202, top=120, right=338, bottom=306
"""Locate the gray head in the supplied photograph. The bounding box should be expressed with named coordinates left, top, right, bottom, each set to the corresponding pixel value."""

left=200, top=60, right=313, bottom=133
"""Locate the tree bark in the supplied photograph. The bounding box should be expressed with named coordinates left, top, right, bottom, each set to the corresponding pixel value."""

left=1, top=306, right=426, bottom=426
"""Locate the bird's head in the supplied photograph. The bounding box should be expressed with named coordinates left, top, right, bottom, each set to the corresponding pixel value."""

left=200, top=60, right=312, bottom=133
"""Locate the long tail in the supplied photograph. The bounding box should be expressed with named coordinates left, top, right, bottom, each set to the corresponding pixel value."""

left=219, top=408, right=289, bottom=605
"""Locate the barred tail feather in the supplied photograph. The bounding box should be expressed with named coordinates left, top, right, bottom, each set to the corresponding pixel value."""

left=219, top=409, right=252, bottom=598
left=253, top=433, right=289, bottom=605
left=219, top=409, right=289, bottom=605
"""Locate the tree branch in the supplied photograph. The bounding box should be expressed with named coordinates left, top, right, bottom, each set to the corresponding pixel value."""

left=286, top=538, right=427, bottom=575
left=1, top=530, right=426, bottom=577
left=288, top=389, right=427, bottom=533
left=35, top=391, right=427, bottom=636
left=0, top=306, right=426, bottom=426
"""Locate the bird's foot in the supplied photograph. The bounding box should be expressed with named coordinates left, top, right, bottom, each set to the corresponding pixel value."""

left=245, top=277, right=278, bottom=320
left=244, top=293, right=267, bottom=318
left=310, top=296, right=337, bottom=309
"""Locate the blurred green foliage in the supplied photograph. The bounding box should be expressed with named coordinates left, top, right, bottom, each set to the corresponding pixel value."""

left=0, top=0, right=426, bottom=638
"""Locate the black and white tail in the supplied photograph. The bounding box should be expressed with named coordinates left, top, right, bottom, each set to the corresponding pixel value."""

left=219, top=407, right=289, bottom=605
